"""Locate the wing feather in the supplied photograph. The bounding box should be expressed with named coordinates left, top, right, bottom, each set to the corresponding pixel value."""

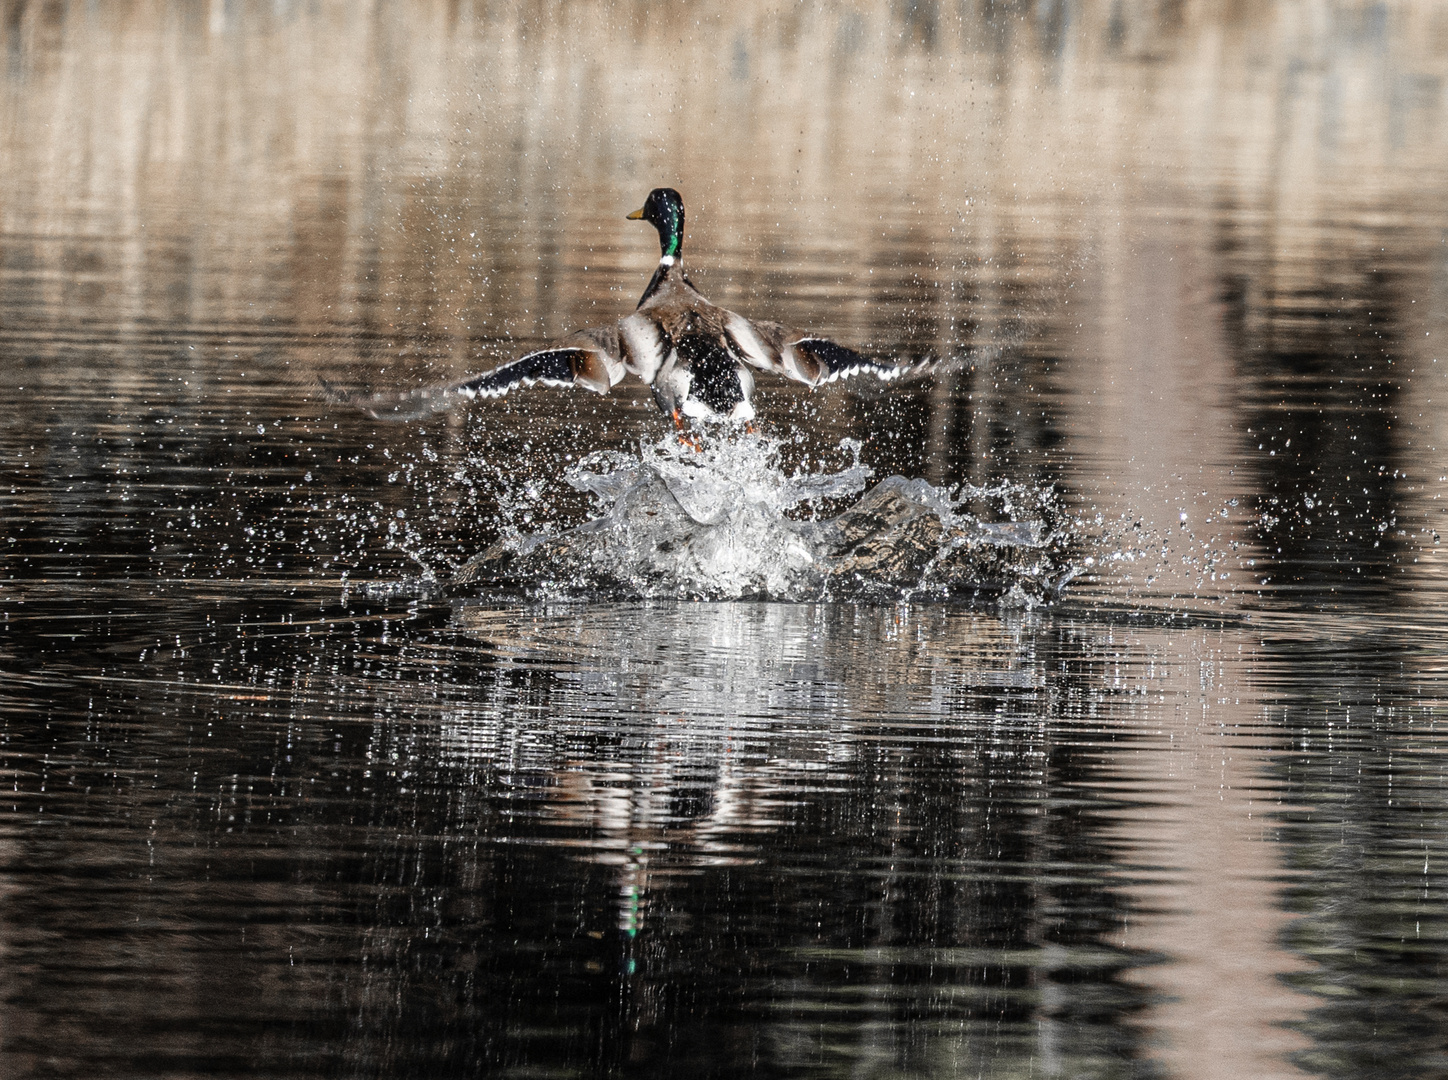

left=324, top=326, right=625, bottom=421
left=791, top=338, right=931, bottom=385
left=729, top=316, right=932, bottom=387
left=619, top=313, right=669, bottom=384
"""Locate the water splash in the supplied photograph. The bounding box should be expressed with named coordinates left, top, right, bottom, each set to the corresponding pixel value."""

left=454, top=431, right=1082, bottom=605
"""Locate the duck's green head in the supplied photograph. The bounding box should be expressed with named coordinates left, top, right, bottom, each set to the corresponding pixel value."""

left=627, top=188, right=685, bottom=258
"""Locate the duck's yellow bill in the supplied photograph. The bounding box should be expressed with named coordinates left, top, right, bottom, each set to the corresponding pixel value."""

left=626, top=208, right=645, bottom=220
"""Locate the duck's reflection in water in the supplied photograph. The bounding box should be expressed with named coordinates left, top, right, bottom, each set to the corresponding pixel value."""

left=406, top=601, right=1307, bottom=1077
left=444, top=601, right=1047, bottom=885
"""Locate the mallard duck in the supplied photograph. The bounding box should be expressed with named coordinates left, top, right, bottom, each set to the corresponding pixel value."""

left=338, top=188, right=928, bottom=424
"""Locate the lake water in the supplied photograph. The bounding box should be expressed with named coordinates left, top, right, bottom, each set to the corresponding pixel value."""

left=3, top=2, right=1448, bottom=1077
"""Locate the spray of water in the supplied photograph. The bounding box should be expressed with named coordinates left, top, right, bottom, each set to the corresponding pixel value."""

left=454, top=430, right=1082, bottom=605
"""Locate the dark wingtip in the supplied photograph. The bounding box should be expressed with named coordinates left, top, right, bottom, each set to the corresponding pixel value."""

left=316, top=377, right=369, bottom=411
left=882, top=354, right=972, bottom=384
left=315, top=377, right=453, bottom=421
left=316, top=377, right=353, bottom=403
left=812, top=351, right=966, bottom=390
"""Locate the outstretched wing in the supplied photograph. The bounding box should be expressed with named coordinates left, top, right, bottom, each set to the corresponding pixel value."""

left=722, top=313, right=933, bottom=388
left=324, top=326, right=625, bottom=421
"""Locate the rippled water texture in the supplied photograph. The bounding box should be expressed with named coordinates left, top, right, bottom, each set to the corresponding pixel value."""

left=4, top=2, right=1448, bottom=1077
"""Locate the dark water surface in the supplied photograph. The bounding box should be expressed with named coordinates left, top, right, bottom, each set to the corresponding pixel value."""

left=4, top=3, right=1448, bottom=1077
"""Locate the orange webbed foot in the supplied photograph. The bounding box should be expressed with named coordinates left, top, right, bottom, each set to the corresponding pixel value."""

left=671, top=409, right=703, bottom=451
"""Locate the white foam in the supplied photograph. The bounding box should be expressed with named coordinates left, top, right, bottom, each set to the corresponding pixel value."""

left=459, top=430, right=1082, bottom=605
